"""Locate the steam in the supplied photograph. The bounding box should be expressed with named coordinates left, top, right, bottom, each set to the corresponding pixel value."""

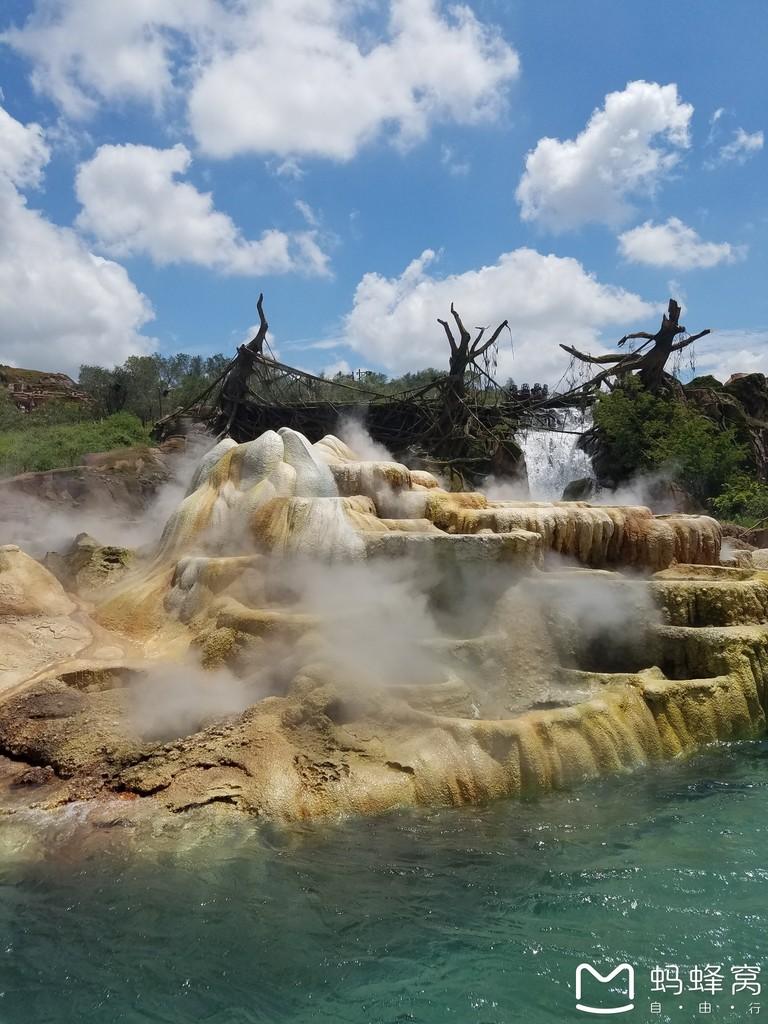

left=127, top=660, right=257, bottom=742
left=481, top=474, right=530, bottom=502
left=0, top=432, right=218, bottom=558
left=337, top=416, right=394, bottom=463
left=287, top=557, right=445, bottom=688
left=533, top=560, right=662, bottom=674
left=592, top=469, right=694, bottom=513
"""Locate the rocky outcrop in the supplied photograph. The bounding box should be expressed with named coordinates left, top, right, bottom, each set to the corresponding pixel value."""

left=422, top=493, right=720, bottom=570
left=0, top=445, right=173, bottom=517
left=0, top=546, right=111, bottom=694
left=0, top=429, right=764, bottom=826
left=44, top=533, right=134, bottom=593
left=687, top=372, right=768, bottom=480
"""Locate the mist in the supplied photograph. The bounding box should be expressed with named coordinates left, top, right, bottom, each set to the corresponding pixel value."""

left=127, top=659, right=258, bottom=742
left=0, top=431, right=217, bottom=559
left=337, top=416, right=395, bottom=463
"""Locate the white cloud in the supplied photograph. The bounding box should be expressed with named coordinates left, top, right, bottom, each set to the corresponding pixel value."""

left=516, top=81, right=693, bottom=231
left=0, top=0, right=215, bottom=119
left=295, top=199, right=319, bottom=227
left=618, top=217, right=745, bottom=270
left=0, top=105, right=153, bottom=376
left=271, top=157, right=304, bottom=181
left=706, top=106, right=724, bottom=145
left=341, top=248, right=654, bottom=384
left=75, top=143, right=331, bottom=277
left=188, top=0, right=520, bottom=160
left=715, top=127, right=763, bottom=166
left=693, top=329, right=768, bottom=381
left=0, top=103, right=50, bottom=186
left=4, top=1, right=520, bottom=161
left=323, top=358, right=351, bottom=378
left=440, top=143, right=470, bottom=176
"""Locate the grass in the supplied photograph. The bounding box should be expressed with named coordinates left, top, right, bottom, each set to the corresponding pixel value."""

left=0, top=412, right=152, bottom=477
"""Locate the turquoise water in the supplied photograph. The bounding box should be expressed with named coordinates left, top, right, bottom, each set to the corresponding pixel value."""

left=2, top=742, right=768, bottom=1024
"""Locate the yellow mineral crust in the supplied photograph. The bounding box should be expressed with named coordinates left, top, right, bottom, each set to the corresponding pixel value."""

left=0, top=430, right=764, bottom=824
left=108, top=651, right=765, bottom=818
left=425, top=496, right=721, bottom=570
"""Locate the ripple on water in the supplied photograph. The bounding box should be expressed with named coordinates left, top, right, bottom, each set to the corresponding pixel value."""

left=0, top=740, right=766, bottom=1023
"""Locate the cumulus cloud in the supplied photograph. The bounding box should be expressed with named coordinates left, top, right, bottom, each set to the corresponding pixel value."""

left=618, top=217, right=745, bottom=270
left=0, top=103, right=50, bottom=186
left=341, top=248, right=654, bottom=384
left=75, top=143, right=331, bottom=277
left=0, top=0, right=215, bottom=119
left=4, top=0, right=520, bottom=161
left=188, top=0, right=520, bottom=159
left=713, top=127, right=764, bottom=167
left=0, top=105, right=153, bottom=376
left=516, top=81, right=693, bottom=231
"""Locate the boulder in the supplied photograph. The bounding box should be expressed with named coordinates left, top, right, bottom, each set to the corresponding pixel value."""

left=44, top=533, right=134, bottom=592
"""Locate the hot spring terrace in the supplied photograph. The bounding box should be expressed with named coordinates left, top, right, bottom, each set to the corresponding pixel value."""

left=0, top=427, right=765, bottom=824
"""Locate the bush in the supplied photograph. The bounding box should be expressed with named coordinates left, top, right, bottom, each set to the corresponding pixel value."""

left=593, top=377, right=746, bottom=502
left=0, top=412, right=151, bottom=477
left=711, top=475, right=768, bottom=527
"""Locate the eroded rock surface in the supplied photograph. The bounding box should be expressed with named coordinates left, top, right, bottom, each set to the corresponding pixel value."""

left=1, top=428, right=765, bottom=826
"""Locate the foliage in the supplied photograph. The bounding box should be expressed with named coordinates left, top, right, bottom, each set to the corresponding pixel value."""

left=0, top=388, right=24, bottom=430
left=594, top=377, right=746, bottom=502
left=0, top=412, right=150, bottom=477
left=685, top=375, right=725, bottom=392
left=711, top=475, right=768, bottom=527
left=79, top=352, right=230, bottom=422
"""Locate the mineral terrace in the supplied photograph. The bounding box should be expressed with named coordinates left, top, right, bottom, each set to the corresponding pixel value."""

left=1, top=429, right=765, bottom=823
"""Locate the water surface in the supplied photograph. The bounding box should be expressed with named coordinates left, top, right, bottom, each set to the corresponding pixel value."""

left=2, top=742, right=767, bottom=1023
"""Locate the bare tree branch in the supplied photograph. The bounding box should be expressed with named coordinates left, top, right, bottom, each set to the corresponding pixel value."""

left=246, top=292, right=269, bottom=355
left=617, top=331, right=655, bottom=348
left=450, top=302, right=470, bottom=346
left=437, top=317, right=457, bottom=355
left=671, top=328, right=711, bottom=351
left=559, top=344, right=629, bottom=365
left=473, top=319, right=509, bottom=358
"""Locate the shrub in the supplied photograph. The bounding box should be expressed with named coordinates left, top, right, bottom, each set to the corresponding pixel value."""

left=0, top=412, right=151, bottom=477
left=593, top=377, right=746, bottom=502
left=711, top=475, right=768, bottom=527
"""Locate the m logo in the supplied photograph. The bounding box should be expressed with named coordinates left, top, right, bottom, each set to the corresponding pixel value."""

left=576, top=963, right=635, bottom=1015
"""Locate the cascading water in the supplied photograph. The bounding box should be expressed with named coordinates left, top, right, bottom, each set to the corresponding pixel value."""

left=516, top=409, right=595, bottom=501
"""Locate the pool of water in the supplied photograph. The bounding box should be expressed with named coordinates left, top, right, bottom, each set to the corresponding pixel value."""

left=2, top=742, right=768, bottom=1023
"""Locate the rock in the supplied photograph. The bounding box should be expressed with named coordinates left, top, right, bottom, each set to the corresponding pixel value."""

left=644, top=479, right=700, bottom=514
left=422, top=499, right=721, bottom=570
left=12, top=765, right=56, bottom=786
left=4, top=426, right=768, bottom=828
left=44, top=533, right=134, bottom=592
left=562, top=477, right=596, bottom=501
left=746, top=528, right=768, bottom=548
left=0, top=544, right=75, bottom=617
left=688, top=372, right=768, bottom=481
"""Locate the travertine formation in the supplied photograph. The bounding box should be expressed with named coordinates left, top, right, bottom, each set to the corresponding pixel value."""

left=1, top=428, right=766, bottom=825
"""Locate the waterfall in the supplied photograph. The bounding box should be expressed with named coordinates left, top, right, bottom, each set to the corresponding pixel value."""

left=516, top=409, right=595, bottom=502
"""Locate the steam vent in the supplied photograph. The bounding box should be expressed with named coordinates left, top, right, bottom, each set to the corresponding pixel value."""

left=1, top=427, right=765, bottom=822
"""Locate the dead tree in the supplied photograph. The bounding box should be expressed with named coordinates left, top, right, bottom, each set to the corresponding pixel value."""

left=560, top=299, right=710, bottom=394
left=436, top=302, right=508, bottom=437
left=218, top=292, right=269, bottom=434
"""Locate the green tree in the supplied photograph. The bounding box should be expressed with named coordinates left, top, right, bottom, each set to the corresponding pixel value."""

left=711, top=475, right=768, bottom=526
left=594, top=377, right=746, bottom=503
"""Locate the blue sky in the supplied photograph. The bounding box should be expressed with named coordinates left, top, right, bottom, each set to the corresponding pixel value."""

left=0, top=0, right=765, bottom=385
